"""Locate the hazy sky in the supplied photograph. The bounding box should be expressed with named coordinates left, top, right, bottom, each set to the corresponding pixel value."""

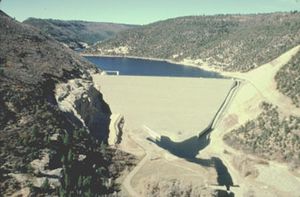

left=1, top=0, right=300, bottom=24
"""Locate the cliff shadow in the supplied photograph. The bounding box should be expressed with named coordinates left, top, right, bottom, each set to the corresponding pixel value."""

left=147, top=130, right=236, bottom=192
left=215, top=190, right=235, bottom=197
left=212, top=157, right=234, bottom=191
left=147, top=130, right=212, bottom=167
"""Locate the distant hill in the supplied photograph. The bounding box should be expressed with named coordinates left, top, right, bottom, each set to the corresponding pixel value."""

left=90, top=12, right=300, bottom=72
left=24, top=18, right=137, bottom=49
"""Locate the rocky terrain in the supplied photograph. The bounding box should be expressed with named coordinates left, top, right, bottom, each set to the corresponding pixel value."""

left=89, top=12, right=300, bottom=72
left=24, top=18, right=137, bottom=50
left=0, top=10, right=135, bottom=196
left=141, top=178, right=214, bottom=197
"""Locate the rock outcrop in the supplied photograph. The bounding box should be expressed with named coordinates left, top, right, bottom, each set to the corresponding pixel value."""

left=56, top=79, right=111, bottom=142
left=108, top=114, right=124, bottom=145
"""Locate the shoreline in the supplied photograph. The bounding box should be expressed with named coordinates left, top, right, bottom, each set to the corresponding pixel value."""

left=80, top=53, right=224, bottom=74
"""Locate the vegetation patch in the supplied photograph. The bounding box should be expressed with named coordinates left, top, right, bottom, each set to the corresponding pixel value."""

left=276, top=51, right=300, bottom=107
left=224, top=102, right=300, bottom=169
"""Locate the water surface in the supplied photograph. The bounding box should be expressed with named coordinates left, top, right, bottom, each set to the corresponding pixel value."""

left=85, top=56, right=222, bottom=78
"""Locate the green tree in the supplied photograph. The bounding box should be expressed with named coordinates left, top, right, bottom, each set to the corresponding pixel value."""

left=83, top=176, right=92, bottom=188
left=64, top=173, right=70, bottom=191
left=83, top=176, right=92, bottom=195
left=61, top=155, right=66, bottom=165
left=78, top=176, right=83, bottom=188
left=100, top=142, right=106, bottom=155
left=67, top=149, right=73, bottom=162
left=59, top=187, right=66, bottom=197
left=63, top=133, right=70, bottom=145
left=41, top=178, right=51, bottom=191
left=32, top=125, right=39, bottom=139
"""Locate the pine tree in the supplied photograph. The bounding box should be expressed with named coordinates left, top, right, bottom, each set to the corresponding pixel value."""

left=64, top=173, right=70, bottom=191
left=63, top=133, right=70, bottom=145
left=67, top=149, right=73, bottom=163
left=100, top=142, right=106, bottom=155
left=61, top=155, right=66, bottom=165
left=32, top=125, right=39, bottom=139
left=59, top=187, right=66, bottom=197
left=41, top=178, right=50, bottom=191
left=78, top=176, right=83, bottom=188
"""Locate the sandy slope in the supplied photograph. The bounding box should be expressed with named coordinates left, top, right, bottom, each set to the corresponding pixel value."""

left=199, top=45, right=300, bottom=196
left=222, top=45, right=300, bottom=116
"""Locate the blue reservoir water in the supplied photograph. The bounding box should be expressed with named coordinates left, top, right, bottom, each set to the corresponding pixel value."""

left=85, top=56, right=222, bottom=78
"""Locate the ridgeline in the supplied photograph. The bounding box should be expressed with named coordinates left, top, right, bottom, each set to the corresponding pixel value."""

left=90, top=12, right=300, bottom=72
left=24, top=18, right=137, bottom=49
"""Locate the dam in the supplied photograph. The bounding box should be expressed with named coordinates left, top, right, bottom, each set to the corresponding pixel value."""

left=93, top=75, right=235, bottom=142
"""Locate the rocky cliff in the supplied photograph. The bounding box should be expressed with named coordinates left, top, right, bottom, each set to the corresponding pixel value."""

left=0, top=10, right=122, bottom=196
left=55, top=79, right=111, bottom=142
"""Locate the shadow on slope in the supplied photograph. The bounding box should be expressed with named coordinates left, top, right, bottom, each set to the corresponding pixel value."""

left=147, top=130, right=236, bottom=194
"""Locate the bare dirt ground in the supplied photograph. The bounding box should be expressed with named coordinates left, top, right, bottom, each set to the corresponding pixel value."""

left=117, top=127, right=217, bottom=197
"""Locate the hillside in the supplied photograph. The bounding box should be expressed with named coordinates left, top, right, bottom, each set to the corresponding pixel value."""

left=276, top=50, right=300, bottom=107
left=90, top=12, right=300, bottom=72
left=217, top=45, right=300, bottom=170
left=0, top=10, right=134, bottom=196
left=224, top=102, right=300, bottom=169
left=24, top=18, right=137, bottom=49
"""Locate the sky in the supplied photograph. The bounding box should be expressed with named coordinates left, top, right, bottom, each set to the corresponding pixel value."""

left=0, top=0, right=300, bottom=25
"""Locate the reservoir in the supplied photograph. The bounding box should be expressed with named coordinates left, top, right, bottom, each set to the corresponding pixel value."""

left=85, top=56, right=222, bottom=78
